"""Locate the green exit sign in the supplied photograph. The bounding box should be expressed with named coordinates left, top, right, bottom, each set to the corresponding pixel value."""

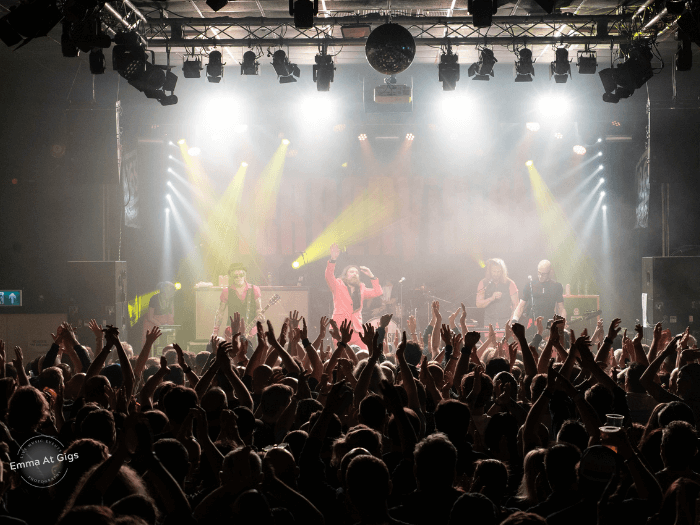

left=0, top=291, right=22, bottom=306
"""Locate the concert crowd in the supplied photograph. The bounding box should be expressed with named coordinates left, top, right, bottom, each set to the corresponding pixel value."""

left=0, top=298, right=698, bottom=525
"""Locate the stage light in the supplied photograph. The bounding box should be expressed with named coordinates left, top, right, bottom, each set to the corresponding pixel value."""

left=188, top=147, right=201, bottom=156
left=468, top=0, right=497, bottom=27
left=598, top=152, right=603, bottom=156
left=468, top=48, right=497, bottom=80
left=600, top=178, right=605, bottom=184
left=526, top=122, right=541, bottom=132
left=183, top=57, right=202, bottom=78
left=539, top=95, right=569, bottom=119
left=525, top=160, right=534, bottom=166
left=242, top=162, right=248, bottom=167
left=666, top=0, right=686, bottom=15
left=358, top=134, right=367, bottom=141
left=438, top=47, right=460, bottom=91
left=272, top=50, right=300, bottom=83
left=600, top=191, right=606, bottom=197
left=166, top=207, right=170, bottom=213
left=241, top=50, right=259, bottom=75
left=166, top=194, right=172, bottom=200
left=515, top=48, right=535, bottom=82
left=554, top=133, right=563, bottom=139
left=597, top=138, right=602, bottom=142
left=282, top=139, right=290, bottom=145
left=177, top=139, right=186, bottom=145
left=551, top=47, right=571, bottom=83
left=602, top=205, right=607, bottom=211
left=289, top=0, right=319, bottom=29
left=573, top=145, right=586, bottom=155
left=406, top=133, right=414, bottom=141
left=206, top=51, right=224, bottom=83
left=313, top=52, right=335, bottom=91
left=577, top=51, right=597, bottom=74
left=676, top=35, right=692, bottom=71
left=167, top=181, right=173, bottom=186
left=292, top=261, right=301, bottom=269
left=206, top=0, right=227, bottom=12
left=599, top=43, right=653, bottom=103
left=89, top=49, right=106, bottom=75
left=174, top=282, right=182, bottom=290
left=341, top=24, right=371, bottom=38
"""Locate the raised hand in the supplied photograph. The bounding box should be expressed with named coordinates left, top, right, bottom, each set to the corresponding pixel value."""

left=488, top=323, right=496, bottom=341
left=451, top=333, right=463, bottom=354
left=653, top=322, right=663, bottom=340
left=330, top=243, right=341, bottom=260
left=339, top=318, right=353, bottom=345
left=88, top=319, right=103, bottom=339
left=535, top=316, right=544, bottom=336
left=407, top=316, right=417, bottom=335
left=680, top=326, right=691, bottom=349
left=464, top=331, right=481, bottom=349
left=255, top=321, right=268, bottom=351
left=379, top=313, right=393, bottom=329
left=160, top=355, right=170, bottom=374
left=432, top=301, right=441, bottom=322
left=508, top=341, right=518, bottom=364
left=145, top=326, right=162, bottom=346
left=511, top=322, right=526, bottom=341
left=12, top=346, right=23, bottom=371
left=359, top=323, right=376, bottom=349
left=289, top=310, right=301, bottom=330
left=230, top=312, right=241, bottom=335
left=300, top=317, right=308, bottom=340
left=505, top=320, right=514, bottom=341
left=607, top=318, right=622, bottom=341
left=173, top=343, right=187, bottom=369
left=440, top=324, right=452, bottom=346
left=359, top=266, right=375, bottom=278
left=328, top=319, right=341, bottom=341
left=318, top=316, right=329, bottom=340
left=278, top=319, right=289, bottom=347
left=396, top=331, right=408, bottom=362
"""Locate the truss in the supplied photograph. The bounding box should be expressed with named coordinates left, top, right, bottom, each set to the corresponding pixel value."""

left=137, top=13, right=640, bottom=50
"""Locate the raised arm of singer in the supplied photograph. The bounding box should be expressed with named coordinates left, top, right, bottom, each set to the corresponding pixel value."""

left=326, top=243, right=382, bottom=350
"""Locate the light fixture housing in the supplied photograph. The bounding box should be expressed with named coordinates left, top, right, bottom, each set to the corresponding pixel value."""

left=272, top=50, right=300, bottom=83
left=467, top=0, right=497, bottom=28
left=183, top=58, right=202, bottom=78
left=313, top=53, right=335, bottom=91
left=515, top=48, right=535, bottom=82
left=289, top=0, right=318, bottom=29
left=241, top=50, right=259, bottom=75
left=577, top=51, right=597, bottom=74
left=468, top=48, right=497, bottom=80
left=550, top=47, right=571, bottom=83
left=206, top=0, right=228, bottom=12
left=340, top=24, right=371, bottom=38
left=599, top=44, right=653, bottom=103
left=206, top=50, right=224, bottom=83
left=438, top=50, right=460, bottom=91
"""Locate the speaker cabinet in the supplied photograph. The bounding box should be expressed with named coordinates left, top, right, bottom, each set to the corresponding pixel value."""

left=195, top=286, right=309, bottom=340
left=642, top=257, right=700, bottom=335
left=649, top=108, right=700, bottom=184
left=66, top=261, right=128, bottom=343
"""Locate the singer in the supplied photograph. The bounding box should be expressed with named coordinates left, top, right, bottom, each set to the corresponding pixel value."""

left=511, top=259, right=567, bottom=325
left=476, top=258, right=519, bottom=329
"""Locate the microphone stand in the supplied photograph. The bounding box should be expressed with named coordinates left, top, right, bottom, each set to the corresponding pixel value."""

left=528, top=277, right=537, bottom=329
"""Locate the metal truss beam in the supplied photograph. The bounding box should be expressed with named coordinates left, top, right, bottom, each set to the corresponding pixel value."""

left=141, top=13, right=636, bottom=49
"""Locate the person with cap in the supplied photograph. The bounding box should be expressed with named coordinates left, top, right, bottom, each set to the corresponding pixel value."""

left=213, top=263, right=263, bottom=337
left=326, top=243, right=382, bottom=350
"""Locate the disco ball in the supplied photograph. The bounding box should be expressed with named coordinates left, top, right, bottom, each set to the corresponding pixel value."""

left=365, top=23, right=416, bottom=75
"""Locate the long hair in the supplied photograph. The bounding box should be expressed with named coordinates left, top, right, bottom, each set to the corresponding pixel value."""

left=341, top=265, right=362, bottom=312
left=485, top=259, right=508, bottom=283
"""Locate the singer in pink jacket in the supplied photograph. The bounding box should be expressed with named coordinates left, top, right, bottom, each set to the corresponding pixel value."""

left=325, top=243, right=383, bottom=350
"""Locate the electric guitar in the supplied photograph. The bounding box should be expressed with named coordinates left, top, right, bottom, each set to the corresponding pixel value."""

left=246, top=293, right=281, bottom=336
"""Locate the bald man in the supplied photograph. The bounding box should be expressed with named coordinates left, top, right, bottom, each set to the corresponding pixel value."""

left=511, top=260, right=567, bottom=326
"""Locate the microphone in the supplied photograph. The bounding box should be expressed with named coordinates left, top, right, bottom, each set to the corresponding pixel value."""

left=398, top=277, right=406, bottom=283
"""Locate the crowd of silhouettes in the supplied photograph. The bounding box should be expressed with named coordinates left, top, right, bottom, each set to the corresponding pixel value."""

left=0, top=301, right=698, bottom=525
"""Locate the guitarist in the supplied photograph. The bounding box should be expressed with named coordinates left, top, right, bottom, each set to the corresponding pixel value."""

left=212, top=263, right=264, bottom=337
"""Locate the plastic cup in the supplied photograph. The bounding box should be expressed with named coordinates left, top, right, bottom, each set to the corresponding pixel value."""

left=599, top=426, right=620, bottom=453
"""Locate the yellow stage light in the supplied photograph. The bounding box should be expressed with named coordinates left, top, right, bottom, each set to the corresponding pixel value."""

left=174, top=282, right=182, bottom=290
left=241, top=162, right=248, bottom=167
left=177, top=139, right=186, bottom=145
left=525, top=160, right=533, bottom=167
left=282, top=139, right=290, bottom=145
left=292, top=261, right=300, bottom=269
